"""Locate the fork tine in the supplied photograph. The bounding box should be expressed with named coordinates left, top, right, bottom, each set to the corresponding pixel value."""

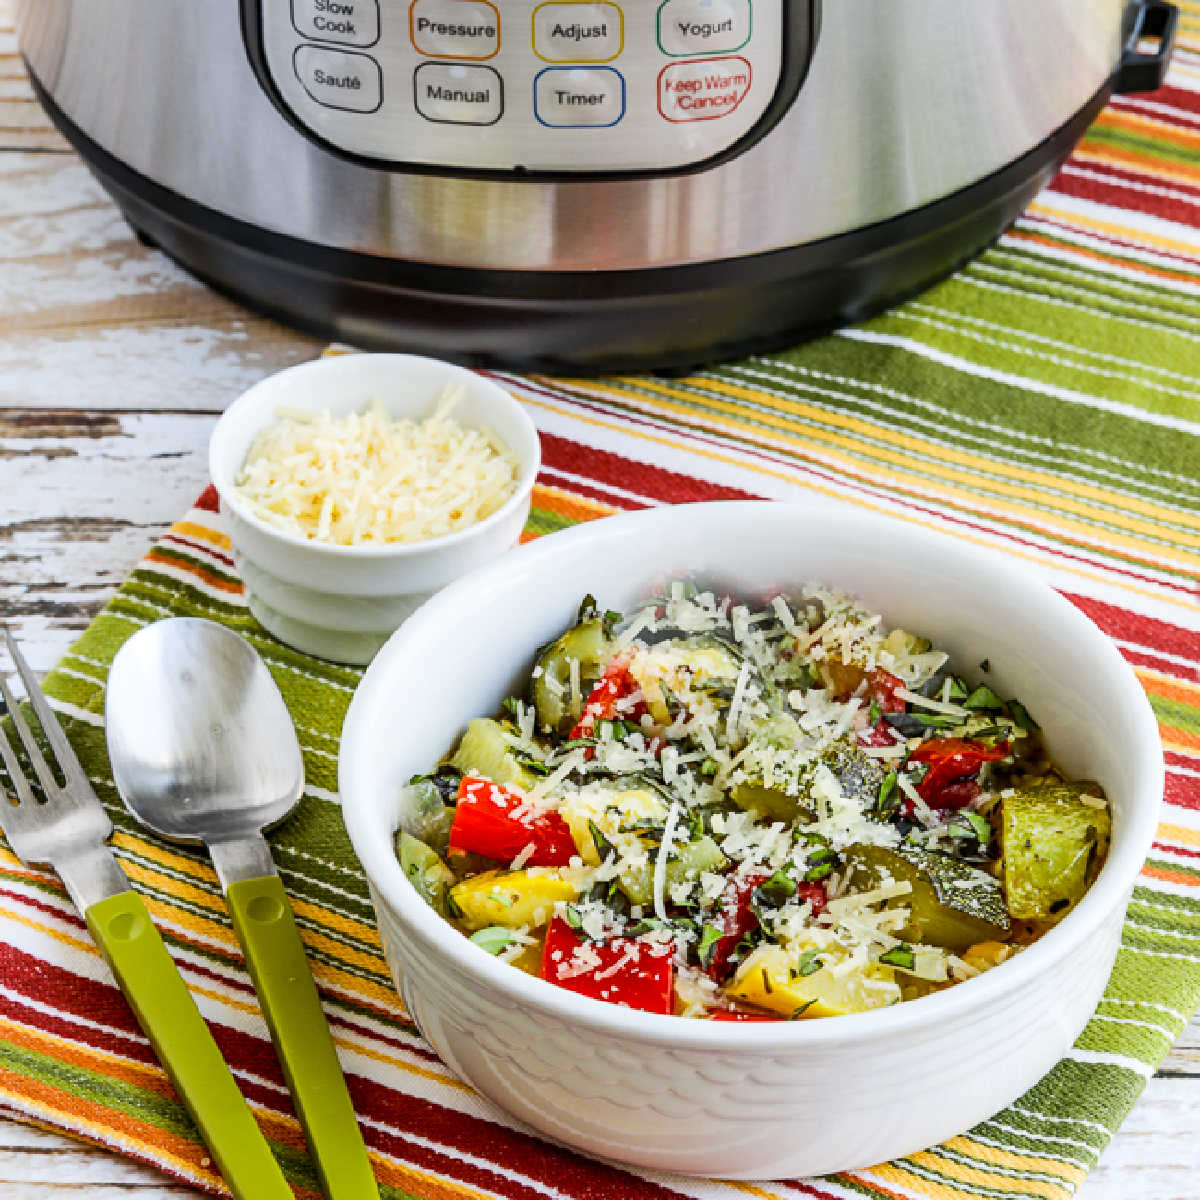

left=0, top=668, right=60, bottom=799
left=1, top=627, right=87, bottom=789
left=0, top=711, right=37, bottom=808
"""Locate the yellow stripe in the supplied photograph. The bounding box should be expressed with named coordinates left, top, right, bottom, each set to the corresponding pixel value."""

left=171, top=519, right=232, bottom=552
left=908, top=1150, right=1072, bottom=1199
left=612, top=375, right=1200, bottom=570
left=944, top=1136, right=1086, bottom=1186
left=1158, top=822, right=1200, bottom=849
left=518, top=393, right=1200, bottom=614
left=1028, top=199, right=1200, bottom=260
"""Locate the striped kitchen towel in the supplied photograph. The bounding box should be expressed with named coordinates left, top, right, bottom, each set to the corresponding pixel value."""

left=5, top=15, right=1200, bottom=1200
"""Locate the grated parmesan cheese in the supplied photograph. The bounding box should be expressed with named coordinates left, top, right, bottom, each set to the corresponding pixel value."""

left=234, top=390, right=519, bottom=546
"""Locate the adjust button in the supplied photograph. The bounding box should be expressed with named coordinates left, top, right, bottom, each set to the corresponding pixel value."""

left=535, top=67, right=625, bottom=127
left=657, top=0, right=751, bottom=57
left=410, top=0, right=500, bottom=60
left=658, top=56, right=751, bottom=121
left=292, top=0, right=380, bottom=48
left=293, top=45, right=382, bottom=112
left=414, top=63, right=503, bottom=124
left=533, top=3, right=623, bottom=63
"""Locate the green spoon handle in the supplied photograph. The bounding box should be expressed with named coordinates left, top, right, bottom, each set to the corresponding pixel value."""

left=227, top=874, right=378, bottom=1200
left=85, top=891, right=294, bottom=1200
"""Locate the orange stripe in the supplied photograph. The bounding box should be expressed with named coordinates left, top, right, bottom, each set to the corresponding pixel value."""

left=1135, top=670, right=1200, bottom=709
left=1160, top=724, right=1200, bottom=753
left=531, top=483, right=617, bottom=523
left=1142, top=863, right=1200, bottom=887
left=144, top=549, right=244, bottom=594
left=1097, top=107, right=1200, bottom=153
left=1008, top=228, right=1200, bottom=287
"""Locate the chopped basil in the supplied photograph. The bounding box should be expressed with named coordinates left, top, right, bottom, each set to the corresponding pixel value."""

left=876, top=770, right=900, bottom=819
left=795, top=948, right=824, bottom=977
left=868, top=698, right=882, bottom=725
left=470, top=927, right=521, bottom=955
left=803, top=862, right=834, bottom=883
left=948, top=810, right=993, bottom=850
left=946, top=676, right=969, bottom=701
left=1006, top=699, right=1039, bottom=731
left=562, top=904, right=585, bottom=933
left=700, top=758, right=719, bottom=777
left=696, top=923, right=726, bottom=968
left=588, top=820, right=616, bottom=861
left=760, top=869, right=797, bottom=903
left=979, top=658, right=991, bottom=673
left=964, top=685, right=1005, bottom=711
left=879, top=945, right=916, bottom=971
left=789, top=999, right=817, bottom=1019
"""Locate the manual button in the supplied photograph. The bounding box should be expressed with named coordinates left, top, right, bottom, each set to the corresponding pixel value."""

left=292, top=0, right=380, bottom=48
left=414, top=63, right=503, bottom=124
left=533, top=3, right=623, bottom=62
left=658, top=0, right=751, bottom=56
left=294, top=45, right=382, bottom=113
left=535, top=67, right=625, bottom=127
left=410, top=0, right=500, bottom=60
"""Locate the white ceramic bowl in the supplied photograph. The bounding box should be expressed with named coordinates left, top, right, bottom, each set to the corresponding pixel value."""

left=340, top=502, right=1162, bottom=1179
left=209, top=354, right=540, bottom=665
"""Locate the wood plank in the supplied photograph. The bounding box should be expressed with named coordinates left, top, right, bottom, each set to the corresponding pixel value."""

left=0, top=10, right=71, bottom=153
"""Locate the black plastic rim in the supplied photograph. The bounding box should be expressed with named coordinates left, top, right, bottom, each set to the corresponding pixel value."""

left=28, top=65, right=1113, bottom=375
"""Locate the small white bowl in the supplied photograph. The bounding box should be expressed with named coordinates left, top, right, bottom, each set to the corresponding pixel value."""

left=209, top=354, right=540, bottom=665
left=340, top=501, right=1162, bottom=1179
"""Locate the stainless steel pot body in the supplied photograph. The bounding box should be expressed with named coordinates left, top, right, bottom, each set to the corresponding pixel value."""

left=19, top=0, right=1128, bottom=274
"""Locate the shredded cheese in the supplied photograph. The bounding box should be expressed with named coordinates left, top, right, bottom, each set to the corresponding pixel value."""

left=234, top=390, right=519, bottom=545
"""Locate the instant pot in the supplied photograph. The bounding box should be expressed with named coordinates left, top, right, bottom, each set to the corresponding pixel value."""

left=18, top=1, right=1177, bottom=372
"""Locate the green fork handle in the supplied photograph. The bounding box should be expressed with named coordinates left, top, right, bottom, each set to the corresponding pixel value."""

left=227, top=874, right=379, bottom=1200
left=85, top=891, right=293, bottom=1200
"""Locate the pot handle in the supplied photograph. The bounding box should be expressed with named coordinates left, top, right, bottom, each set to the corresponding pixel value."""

left=1116, top=1, right=1179, bottom=94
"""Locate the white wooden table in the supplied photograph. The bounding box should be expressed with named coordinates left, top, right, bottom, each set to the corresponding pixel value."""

left=1, top=5, right=1197, bottom=1196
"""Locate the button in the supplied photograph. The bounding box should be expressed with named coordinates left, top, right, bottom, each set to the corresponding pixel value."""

left=535, top=67, right=625, bottom=127
left=291, top=0, right=380, bottom=47
left=658, top=56, right=751, bottom=121
left=410, top=0, right=500, bottom=60
left=414, top=63, right=503, bottom=124
left=293, top=45, right=383, bottom=112
left=657, top=0, right=751, bottom=57
left=533, top=3, right=623, bottom=63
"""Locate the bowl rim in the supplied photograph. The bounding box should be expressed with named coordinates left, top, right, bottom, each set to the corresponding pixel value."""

left=341, top=501, right=1163, bottom=1048
left=208, top=354, right=541, bottom=560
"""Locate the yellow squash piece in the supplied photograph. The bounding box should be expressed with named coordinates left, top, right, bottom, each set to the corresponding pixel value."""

left=559, top=784, right=668, bottom=864
left=448, top=869, right=578, bottom=931
left=729, top=944, right=900, bottom=1019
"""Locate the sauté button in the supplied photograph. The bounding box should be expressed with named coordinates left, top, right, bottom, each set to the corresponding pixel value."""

left=410, top=0, right=500, bottom=60
left=294, top=45, right=383, bottom=112
left=533, top=3, right=623, bottom=63
left=657, top=56, right=751, bottom=121
left=535, top=67, right=625, bottom=127
left=414, top=62, right=503, bottom=124
left=658, top=0, right=751, bottom=56
left=292, top=0, right=380, bottom=48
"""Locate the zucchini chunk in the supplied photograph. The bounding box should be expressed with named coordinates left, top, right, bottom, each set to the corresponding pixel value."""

left=532, top=613, right=613, bottom=735
left=450, top=717, right=538, bottom=789
left=618, top=836, right=728, bottom=906
left=396, top=831, right=457, bottom=915
left=1002, top=782, right=1110, bottom=921
left=843, top=843, right=1010, bottom=951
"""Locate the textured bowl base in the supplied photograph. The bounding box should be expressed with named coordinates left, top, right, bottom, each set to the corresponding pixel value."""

left=245, top=592, right=390, bottom=666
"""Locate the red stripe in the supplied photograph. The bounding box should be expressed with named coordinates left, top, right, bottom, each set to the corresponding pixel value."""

left=1050, top=168, right=1200, bottom=235
left=1065, top=593, right=1200, bottom=662
left=537, top=470, right=646, bottom=512
left=1166, top=773, right=1200, bottom=811
left=1120, top=644, right=1200, bottom=686
left=162, top=532, right=237, bottom=571
left=1153, top=840, right=1200, bottom=860
left=1111, top=84, right=1200, bottom=122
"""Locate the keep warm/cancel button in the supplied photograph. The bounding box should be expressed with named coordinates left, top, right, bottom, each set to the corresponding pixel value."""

left=657, top=56, right=751, bottom=122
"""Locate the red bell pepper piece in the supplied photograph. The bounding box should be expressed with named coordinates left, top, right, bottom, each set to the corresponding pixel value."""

left=541, top=916, right=675, bottom=1014
left=907, top=737, right=1010, bottom=811
left=705, top=869, right=769, bottom=981
left=449, top=775, right=577, bottom=866
left=569, top=653, right=646, bottom=741
left=710, top=1007, right=783, bottom=1022
left=796, top=881, right=828, bottom=917
left=856, top=669, right=906, bottom=748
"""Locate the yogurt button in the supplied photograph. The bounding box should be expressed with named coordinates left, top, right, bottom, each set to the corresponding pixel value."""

left=658, top=0, right=751, bottom=56
left=414, top=63, right=503, bottom=124
left=293, top=45, right=383, bottom=113
left=533, top=3, right=623, bottom=62
left=535, top=67, right=625, bottom=127
left=410, top=0, right=500, bottom=60
left=292, top=0, right=380, bottom=47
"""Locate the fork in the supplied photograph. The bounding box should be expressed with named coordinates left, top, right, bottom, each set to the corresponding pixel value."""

left=0, top=627, right=294, bottom=1200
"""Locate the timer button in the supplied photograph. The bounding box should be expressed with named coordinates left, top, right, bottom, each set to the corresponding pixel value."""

left=410, top=0, right=500, bottom=60
left=293, top=45, right=383, bottom=113
left=657, top=0, right=751, bottom=57
left=291, top=0, right=380, bottom=48
left=414, top=62, right=503, bottom=124
left=533, top=3, right=624, bottom=63
left=534, top=66, right=625, bottom=127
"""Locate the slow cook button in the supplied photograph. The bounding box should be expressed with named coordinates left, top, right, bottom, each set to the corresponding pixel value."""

left=410, top=0, right=500, bottom=60
left=293, top=45, right=383, bottom=113
left=414, top=63, right=503, bottom=124
left=291, top=0, right=380, bottom=47
left=533, top=3, right=623, bottom=63
left=657, top=0, right=751, bottom=56
left=534, top=67, right=625, bottom=127
left=657, top=56, right=751, bottom=121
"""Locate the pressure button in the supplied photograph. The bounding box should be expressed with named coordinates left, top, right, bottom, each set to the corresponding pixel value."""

left=658, top=0, right=751, bottom=56
left=410, top=0, right=500, bottom=60
left=292, top=0, right=380, bottom=47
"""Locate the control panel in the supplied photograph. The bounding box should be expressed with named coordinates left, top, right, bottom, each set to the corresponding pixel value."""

left=246, top=1, right=809, bottom=174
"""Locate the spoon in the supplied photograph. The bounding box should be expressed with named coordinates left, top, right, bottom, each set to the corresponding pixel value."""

left=105, top=618, right=378, bottom=1200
